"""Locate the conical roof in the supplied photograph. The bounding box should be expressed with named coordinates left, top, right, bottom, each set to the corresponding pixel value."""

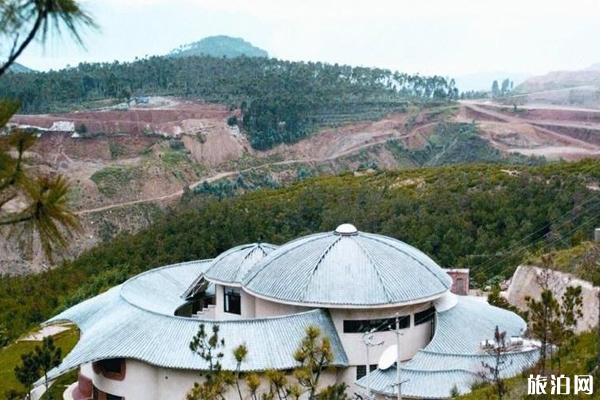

left=242, top=224, right=452, bottom=307
left=204, top=243, right=278, bottom=286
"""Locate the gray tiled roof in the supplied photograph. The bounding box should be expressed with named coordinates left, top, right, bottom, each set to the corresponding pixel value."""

left=204, top=243, right=278, bottom=286
left=356, top=296, right=539, bottom=398
left=122, top=260, right=212, bottom=314
left=243, top=228, right=452, bottom=307
left=43, top=261, right=348, bottom=380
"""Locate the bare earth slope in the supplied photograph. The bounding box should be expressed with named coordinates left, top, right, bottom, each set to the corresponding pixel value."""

left=5, top=97, right=600, bottom=274
left=512, top=64, right=600, bottom=108
left=458, top=101, right=600, bottom=160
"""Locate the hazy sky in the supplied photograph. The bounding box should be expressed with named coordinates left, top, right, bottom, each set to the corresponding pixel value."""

left=14, top=0, right=600, bottom=78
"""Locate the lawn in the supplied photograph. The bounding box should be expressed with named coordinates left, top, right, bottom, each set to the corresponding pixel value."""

left=40, top=369, right=79, bottom=400
left=0, top=327, right=79, bottom=398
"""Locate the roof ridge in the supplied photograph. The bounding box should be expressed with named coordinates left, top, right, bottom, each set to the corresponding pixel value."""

left=365, top=234, right=451, bottom=289
left=300, top=234, right=343, bottom=302
left=242, top=233, right=327, bottom=285
left=127, top=259, right=212, bottom=287
left=235, top=244, right=270, bottom=282
left=353, top=236, right=396, bottom=303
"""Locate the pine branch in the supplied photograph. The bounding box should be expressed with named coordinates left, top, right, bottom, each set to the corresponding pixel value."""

left=0, top=6, right=45, bottom=78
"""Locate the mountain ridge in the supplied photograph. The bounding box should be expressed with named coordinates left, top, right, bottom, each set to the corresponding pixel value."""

left=4, top=61, right=33, bottom=73
left=515, top=63, right=600, bottom=93
left=167, top=35, right=268, bottom=59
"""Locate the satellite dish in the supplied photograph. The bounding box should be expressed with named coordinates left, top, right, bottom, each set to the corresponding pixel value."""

left=378, top=345, right=398, bottom=370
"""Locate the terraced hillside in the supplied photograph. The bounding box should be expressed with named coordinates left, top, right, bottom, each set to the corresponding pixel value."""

left=9, top=89, right=600, bottom=275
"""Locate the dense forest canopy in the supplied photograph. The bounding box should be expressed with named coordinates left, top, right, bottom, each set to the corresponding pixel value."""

left=1, top=160, right=599, bottom=343
left=0, top=56, right=458, bottom=149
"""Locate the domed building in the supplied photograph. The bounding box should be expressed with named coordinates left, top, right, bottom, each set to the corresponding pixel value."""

left=41, top=224, right=538, bottom=399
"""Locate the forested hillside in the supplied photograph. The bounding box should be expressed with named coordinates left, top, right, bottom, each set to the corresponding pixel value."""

left=167, top=35, right=268, bottom=59
left=0, top=56, right=458, bottom=149
left=1, top=160, right=599, bottom=344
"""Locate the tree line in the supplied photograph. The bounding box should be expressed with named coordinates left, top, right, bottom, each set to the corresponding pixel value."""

left=0, top=56, right=459, bottom=149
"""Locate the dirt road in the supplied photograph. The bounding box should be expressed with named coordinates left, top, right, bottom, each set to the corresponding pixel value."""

left=459, top=101, right=600, bottom=158
left=77, top=100, right=600, bottom=215
left=76, top=121, right=435, bottom=215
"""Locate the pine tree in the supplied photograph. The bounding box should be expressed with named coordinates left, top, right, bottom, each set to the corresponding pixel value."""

left=525, top=255, right=584, bottom=374
left=34, top=336, right=63, bottom=389
left=187, top=324, right=236, bottom=400
left=14, top=351, right=40, bottom=399
left=479, top=326, right=511, bottom=400
left=293, top=325, right=334, bottom=399
left=0, top=0, right=97, bottom=77
left=187, top=324, right=347, bottom=400
left=491, top=80, right=500, bottom=97
left=0, top=0, right=95, bottom=260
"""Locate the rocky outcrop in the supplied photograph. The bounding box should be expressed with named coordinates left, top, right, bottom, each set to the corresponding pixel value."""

left=507, top=265, right=598, bottom=333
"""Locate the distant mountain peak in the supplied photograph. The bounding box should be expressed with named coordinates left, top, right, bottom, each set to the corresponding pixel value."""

left=2, top=61, right=34, bottom=73
left=586, top=63, right=600, bottom=71
left=167, top=35, right=268, bottom=59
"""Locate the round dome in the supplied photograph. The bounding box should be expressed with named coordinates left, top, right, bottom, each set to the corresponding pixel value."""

left=205, top=243, right=278, bottom=286
left=335, top=223, right=358, bottom=235
left=242, top=225, right=452, bottom=307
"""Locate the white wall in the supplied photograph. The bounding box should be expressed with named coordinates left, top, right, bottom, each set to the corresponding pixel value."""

left=92, top=359, right=158, bottom=399
left=213, top=285, right=257, bottom=320
left=80, top=362, right=93, bottom=379
left=92, top=360, right=195, bottom=400
left=329, top=302, right=434, bottom=366
left=253, top=296, right=313, bottom=318
left=241, top=290, right=256, bottom=318
left=155, top=367, right=201, bottom=400
left=91, top=359, right=347, bottom=400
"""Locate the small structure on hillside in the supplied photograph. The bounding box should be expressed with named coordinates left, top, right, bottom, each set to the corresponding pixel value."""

left=445, top=268, right=470, bottom=295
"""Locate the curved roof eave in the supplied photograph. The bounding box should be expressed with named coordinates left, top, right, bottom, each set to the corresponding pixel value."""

left=42, top=261, right=348, bottom=379
left=355, top=297, right=539, bottom=398
left=242, top=285, right=448, bottom=309
left=45, top=306, right=348, bottom=380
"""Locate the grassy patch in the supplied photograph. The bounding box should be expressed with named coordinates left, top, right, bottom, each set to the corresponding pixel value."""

left=524, top=242, right=598, bottom=282
left=40, top=369, right=78, bottom=400
left=161, top=148, right=190, bottom=167
left=109, top=143, right=127, bottom=159
left=89, top=166, right=138, bottom=198
left=384, top=139, right=419, bottom=167
left=0, top=328, right=79, bottom=398
left=385, top=123, right=546, bottom=168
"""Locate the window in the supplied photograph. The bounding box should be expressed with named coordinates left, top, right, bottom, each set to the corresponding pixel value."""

left=415, top=307, right=435, bottom=325
left=224, top=287, right=241, bottom=315
left=343, top=316, right=409, bottom=333
left=92, top=358, right=126, bottom=380
left=102, top=359, right=122, bottom=375
left=92, top=386, right=123, bottom=400
left=356, top=364, right=378, bottom=380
